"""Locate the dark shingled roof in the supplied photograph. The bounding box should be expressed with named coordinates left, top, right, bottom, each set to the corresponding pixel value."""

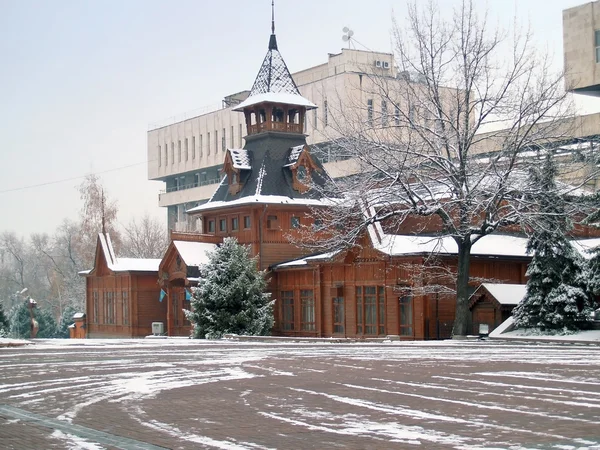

left=206, top=132, right=332, bottom=206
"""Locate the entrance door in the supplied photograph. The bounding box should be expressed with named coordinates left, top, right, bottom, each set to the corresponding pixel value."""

left=333, top=297, right=344, bottom=334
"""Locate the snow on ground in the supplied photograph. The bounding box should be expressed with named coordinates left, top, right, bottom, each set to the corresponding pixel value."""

left=0, top=338, right=32, bottom=347
left=50, top=430, right=105, bottom=450
left=490, top=316, right=600, bottom=343
left=1, top=339, right=600, bottom=449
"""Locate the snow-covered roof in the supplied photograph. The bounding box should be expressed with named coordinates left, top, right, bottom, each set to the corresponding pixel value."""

left=111, top=258, right=162, bottom=272
left=173, top=241, right=216, bottom=267
left=272, top=250, right=342, bottom=269
left=229, top=149, right=251, bottom=170
left=85, top=233, right=161, bottom=274
left=373, top=233, right=530, bottom=258
left=476, top=283, right=527, bottom=305
left=232, top=92, right=317, bottom=111
left=73, top=313, right=85, bottom=319
left=572, top=238, right=600, bottom=258
left=283, top=145, right=305, bottom=167
left=187, top=195, right=329, bottom=214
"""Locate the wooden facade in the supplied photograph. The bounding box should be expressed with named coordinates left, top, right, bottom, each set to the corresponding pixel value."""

left=272, top=246, right=530, bottom=340
left=83, top=234, right=164, bottom=338
left=469, top=284, right=527, bottom=335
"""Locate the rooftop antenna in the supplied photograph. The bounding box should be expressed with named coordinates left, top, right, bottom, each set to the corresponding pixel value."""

left=342, top=27, right=355, bottom=49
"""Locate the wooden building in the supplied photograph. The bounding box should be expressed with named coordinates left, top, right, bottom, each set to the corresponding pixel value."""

left=158, top=233, right=220, bottom=336
left=82, top=233, right=164, bottom=338
left=101, top=17, right=600, bottom=340
left=174, top=24, right=531, bottom=340
left=469, top=283, right=526, bottom=335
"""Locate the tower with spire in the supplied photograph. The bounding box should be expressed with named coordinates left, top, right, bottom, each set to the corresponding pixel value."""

left=233, top=1, right=316, bottom=137
left=187, top=2, right=331, bottom=270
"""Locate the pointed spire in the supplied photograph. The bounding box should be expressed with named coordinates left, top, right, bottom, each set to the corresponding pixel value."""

left=269, top=0, right=278, bottom=51
left=231, top=2, right=317, bottom=112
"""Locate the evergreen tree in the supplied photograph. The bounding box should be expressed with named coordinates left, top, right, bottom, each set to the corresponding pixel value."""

left=0, top=302, right=8, bottom=337
left=583, top=193, right=600, bottom=303
left=57, top=305, right=78, bottom=338
left=513, top=156, right=594, bottom=331
left=187, top=237, right=273, bottom=339
left=9, top=301, right=58, bottom=339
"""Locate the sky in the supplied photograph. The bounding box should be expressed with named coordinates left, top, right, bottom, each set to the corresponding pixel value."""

left=0, top=0, right=598, bottom=237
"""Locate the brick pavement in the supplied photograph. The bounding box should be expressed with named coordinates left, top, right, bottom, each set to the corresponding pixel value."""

left=1, top=340, right=599, bottom=449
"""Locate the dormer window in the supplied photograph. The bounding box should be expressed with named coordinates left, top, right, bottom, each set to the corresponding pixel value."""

left=297, top=165, right=307, bottom=182
left=231, top=172, right=238, bottom=184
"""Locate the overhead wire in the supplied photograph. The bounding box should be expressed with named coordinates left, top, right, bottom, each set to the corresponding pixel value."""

left=0, top=158, right=157, bottom=195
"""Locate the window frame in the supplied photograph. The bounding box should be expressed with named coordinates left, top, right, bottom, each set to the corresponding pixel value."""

left=333, top=296, right=345, bottom=334
left=231, top=216, right=239, bottom=231
left=300, top=289, right=315, bottom=331
left=281, top=290, right=295, bottom=331
left=596, top=30, right=600, bottom=63
left=356, top=286, right=385, bottom=335
left=266, top=215, right=278, bottom=230
left=122, top=291, right=129, bottom=325
left=291, top=216, right=300, bottom=229
left=243, top=215, right=251, bottom=229
left=367, top=99, right=374, bottom=125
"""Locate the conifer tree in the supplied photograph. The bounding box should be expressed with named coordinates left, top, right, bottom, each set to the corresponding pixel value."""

left=9, top=301, right=58, bottom=339
left=187, top=238, right=273, bottom=339
left=57, top=305, right=78, bottom=338
left=513, top=156, right=594, bottom=330
left=0, top=302, right=9, bottom=337
left=583, top=194, right=600, bottom=302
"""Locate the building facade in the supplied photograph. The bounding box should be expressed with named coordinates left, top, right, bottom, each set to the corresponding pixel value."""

left=82, top=234, right=164, bottom=338
left=563, top=1, right=600, bottom=95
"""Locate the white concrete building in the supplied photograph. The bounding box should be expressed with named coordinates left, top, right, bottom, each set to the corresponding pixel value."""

left=563, top=1, right=600, bottom=95
left=147, top=48, right=398, bottom=231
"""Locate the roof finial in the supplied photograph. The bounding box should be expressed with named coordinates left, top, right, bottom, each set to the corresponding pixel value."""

left=268, top=0, right=278, bottom=50
left=271, top=0, right=275, bottom=34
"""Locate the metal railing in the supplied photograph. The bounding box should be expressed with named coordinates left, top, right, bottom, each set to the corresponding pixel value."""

left=159, top=179, right=220, bottom=195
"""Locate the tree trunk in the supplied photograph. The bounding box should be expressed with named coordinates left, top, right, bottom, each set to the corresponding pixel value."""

left=452, top=241, right=472, bottom=337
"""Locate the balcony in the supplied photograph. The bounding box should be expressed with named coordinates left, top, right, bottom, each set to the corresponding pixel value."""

left=158, top=181, right=220, bottom=207
left=249, top=122, right=303, bottom=135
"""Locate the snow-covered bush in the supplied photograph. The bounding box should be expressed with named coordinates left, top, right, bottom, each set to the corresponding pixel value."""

left=9, top=301, right=58, bottom=339
left=187, top=237, right=273, bottom=339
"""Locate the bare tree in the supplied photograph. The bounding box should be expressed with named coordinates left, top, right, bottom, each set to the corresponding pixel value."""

left=76, top=174, right=121, bottom=267
left=302, top=1, right=598, bottom=336
left=120, top=213, right=168, bottom=259
left=31, top=220, right=86, bottom=314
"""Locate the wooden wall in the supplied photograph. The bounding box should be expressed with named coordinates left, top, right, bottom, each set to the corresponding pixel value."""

left=273, top=253, right=530, bottom=340
left=85, top=271, right=163, bottom=338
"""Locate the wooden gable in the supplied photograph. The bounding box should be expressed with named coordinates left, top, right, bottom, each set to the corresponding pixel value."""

left=290, top=145, right=321, bottom=193
left=89, top=235, right=113, bottom=277
left=158, top=241, right=189, bottom=286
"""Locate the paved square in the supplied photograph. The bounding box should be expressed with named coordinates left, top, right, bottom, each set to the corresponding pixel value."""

left=1, top=339, right=599, bottom=449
